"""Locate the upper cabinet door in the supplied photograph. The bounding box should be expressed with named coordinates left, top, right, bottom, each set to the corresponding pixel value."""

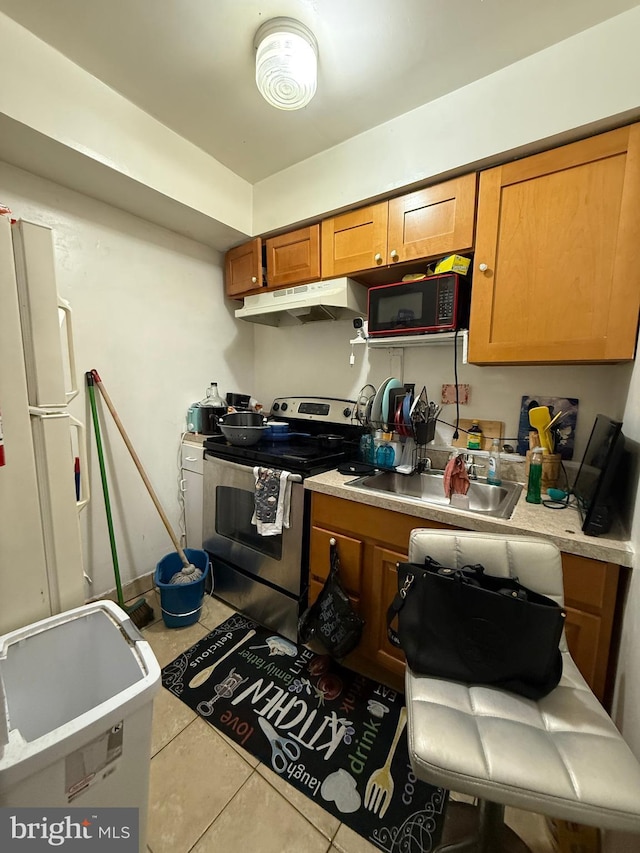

left=321, top=202, right=388, bottom=278
left=469, top=124, right=640, bottom=364
left=387, top=173, right=477, bottom=264
left=266, top=225, right=320, bottom=288
left=225, top=237, right=262, bottom=299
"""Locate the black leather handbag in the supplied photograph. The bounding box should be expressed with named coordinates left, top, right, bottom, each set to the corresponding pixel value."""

left=299, top=538, right=364, bottom=659
left=387, top=556, right=566, bottom=699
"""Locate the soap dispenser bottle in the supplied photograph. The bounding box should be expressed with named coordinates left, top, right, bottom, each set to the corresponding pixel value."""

left=487, top=438, right=502, bottom=485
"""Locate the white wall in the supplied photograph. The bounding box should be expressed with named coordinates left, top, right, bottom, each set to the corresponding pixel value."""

left=253, top=6, right=640, bottom=234
left=254, top=320, right=632, bottom=461
left=0, top=11, right=253, bottom=248
left=0, top=162, right=255, bottom=598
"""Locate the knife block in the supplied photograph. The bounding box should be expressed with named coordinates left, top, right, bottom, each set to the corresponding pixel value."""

left=525, top=451, right=561, bottom=493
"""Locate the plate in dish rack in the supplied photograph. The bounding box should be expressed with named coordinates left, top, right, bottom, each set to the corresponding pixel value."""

left=370, top=377, right=393, bottom=426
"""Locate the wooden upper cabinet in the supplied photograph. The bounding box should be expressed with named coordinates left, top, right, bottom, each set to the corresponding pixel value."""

left=321, top=203, right=388, bottom=278
left=322, top=174, right=477, bottom=278
left=468, top=123, right=640, bottom=364
left=266, top=225, right=320, bottom=288
left=387, top=173, right=476, bottom=264
left=225, top=238, right=263, bottom=299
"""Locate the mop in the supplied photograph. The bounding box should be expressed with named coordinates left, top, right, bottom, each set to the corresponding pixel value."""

left=86, top=372, right=155, bottom=628
left=89, top=370, right=202, bottom=585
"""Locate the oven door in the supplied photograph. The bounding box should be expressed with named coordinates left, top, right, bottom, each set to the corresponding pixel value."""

left=202, top=455, right=305, bottom=596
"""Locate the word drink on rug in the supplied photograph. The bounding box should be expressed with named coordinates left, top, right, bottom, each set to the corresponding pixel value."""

left=162, top=615, right=446, bottom=853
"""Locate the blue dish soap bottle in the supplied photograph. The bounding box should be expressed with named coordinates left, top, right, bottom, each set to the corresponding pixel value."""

left=487, top=438, right=502, bottom=485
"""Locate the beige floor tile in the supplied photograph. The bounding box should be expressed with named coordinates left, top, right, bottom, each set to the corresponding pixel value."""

left=191, top=772, right=331, bottom=853
left=142, top=619, right=209, bottom=668
left=332, top=823, right=379, bottom=853
left=147, top=717, right=253, bottom=853
left=150, top=686, right=197, bottom=757
left=216, top=728, right=261, bottom=769
left=256, top=763, right=340, bottom=841
left=198, top=593, right=236, bottom=632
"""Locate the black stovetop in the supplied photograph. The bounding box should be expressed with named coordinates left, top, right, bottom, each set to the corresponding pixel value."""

left=203, top=433, right=360, bottom=477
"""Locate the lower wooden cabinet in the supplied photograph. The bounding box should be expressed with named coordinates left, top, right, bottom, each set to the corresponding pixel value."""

left=308, top=493, right=621, bottom=704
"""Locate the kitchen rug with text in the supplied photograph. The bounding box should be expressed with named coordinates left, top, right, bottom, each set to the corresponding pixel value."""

left=162, top=614, right=446, bottom=852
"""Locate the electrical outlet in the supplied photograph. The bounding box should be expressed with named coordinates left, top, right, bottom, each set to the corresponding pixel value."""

left=441, top=384, right=470, bottom=405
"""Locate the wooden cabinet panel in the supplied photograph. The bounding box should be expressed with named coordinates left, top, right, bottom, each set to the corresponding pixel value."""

left=266, top=225, right=320, bottom=288
left=225, top=238, right=263, bottom=299
left=321, top=174, right=477, bottom=278
left=311, top=493, right=454, bottom=552
left=469, top=123, right=640, bottom=364
left=564, top=606, right=603, bottom=697
left=562, top=553, right=619, bottom=612
left=309, top=526, right=363, bottom=595
left=368, top=546, right=407, bottom=676
left=321, top=203, right=388, bottom=278
left=387, top=174, right=476, bottom=264
left=308, top=493, right=621, bottom=702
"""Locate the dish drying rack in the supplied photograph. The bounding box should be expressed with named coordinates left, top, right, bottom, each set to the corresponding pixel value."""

left=353, top=382, right=441, bottom=472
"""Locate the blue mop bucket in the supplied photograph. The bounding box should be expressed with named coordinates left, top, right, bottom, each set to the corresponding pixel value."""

left=154, top=548, right=210, bottom=628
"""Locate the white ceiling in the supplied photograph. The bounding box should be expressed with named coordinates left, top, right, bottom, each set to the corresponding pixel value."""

left=0, top=0, right=637, bottom=184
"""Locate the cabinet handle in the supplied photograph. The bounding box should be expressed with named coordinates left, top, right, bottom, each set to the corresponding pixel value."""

left=374, top=253, right=383, bottom=263
left=390, top=250, right=399, bottom=261
left=478, top=263, right=489, bottom=272
left=251, top=275, right=257, bottom=283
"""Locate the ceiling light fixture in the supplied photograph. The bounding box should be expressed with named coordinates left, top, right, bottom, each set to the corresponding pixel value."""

left=254, top=17, right=318, bottom=111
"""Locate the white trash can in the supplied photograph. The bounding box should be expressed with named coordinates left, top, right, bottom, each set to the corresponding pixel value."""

left=0, top=599, right=160, bottom=852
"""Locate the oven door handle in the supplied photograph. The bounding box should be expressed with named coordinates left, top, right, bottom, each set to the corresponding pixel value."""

left=288, top=474, right=303, bottom=483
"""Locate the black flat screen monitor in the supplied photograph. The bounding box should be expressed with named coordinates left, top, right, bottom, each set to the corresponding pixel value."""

left=572, top=414, right=624, bottom=536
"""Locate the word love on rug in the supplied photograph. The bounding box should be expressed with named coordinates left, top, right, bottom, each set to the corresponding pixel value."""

left=162, top=615, right=447, bottom=853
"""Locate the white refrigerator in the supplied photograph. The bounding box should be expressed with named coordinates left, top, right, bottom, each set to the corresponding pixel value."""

left=0, top=215, right=88, bottom=634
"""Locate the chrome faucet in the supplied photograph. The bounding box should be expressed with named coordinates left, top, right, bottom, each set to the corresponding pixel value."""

left=416, top=456, right=432, bottom=473
left=464, top=453, right=485, bottom=480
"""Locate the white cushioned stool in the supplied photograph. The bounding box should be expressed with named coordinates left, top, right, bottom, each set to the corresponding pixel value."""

left=404, top=529, right=640, bottom=852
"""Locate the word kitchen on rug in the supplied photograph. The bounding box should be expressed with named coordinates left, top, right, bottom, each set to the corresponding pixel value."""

left=162, top=614, right=447, bottom=853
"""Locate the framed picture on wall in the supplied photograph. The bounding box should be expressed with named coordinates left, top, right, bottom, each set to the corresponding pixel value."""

left=517, top=395, right=579, bottom=459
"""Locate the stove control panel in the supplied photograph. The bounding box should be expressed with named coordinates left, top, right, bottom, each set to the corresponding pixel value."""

left=271, top=397, right=355, bottom=424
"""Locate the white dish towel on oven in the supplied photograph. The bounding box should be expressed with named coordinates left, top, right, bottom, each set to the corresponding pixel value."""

left=251, top=467, right=293, bottom=536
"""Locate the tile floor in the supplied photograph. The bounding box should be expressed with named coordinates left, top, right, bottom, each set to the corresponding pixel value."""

left=140, top=590, right=558, bottom=853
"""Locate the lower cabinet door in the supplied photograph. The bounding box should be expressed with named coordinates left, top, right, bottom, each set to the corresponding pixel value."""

left=367, top=546, right=407, bottom=677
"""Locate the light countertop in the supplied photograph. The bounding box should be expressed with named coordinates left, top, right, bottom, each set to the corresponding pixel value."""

left=304, top=470, right=634, bottom=568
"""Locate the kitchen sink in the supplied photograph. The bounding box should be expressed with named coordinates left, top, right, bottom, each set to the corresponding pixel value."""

left=346, top=470, right=523, bottom=519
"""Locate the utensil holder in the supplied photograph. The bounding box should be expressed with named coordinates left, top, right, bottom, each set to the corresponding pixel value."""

left=415, top=420, right=436, bottom=446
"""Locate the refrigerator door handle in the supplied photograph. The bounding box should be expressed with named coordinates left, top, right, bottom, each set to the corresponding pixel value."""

left=58, top=297, right=79, bottom=403
left=69, top=414, right=90, bottom=512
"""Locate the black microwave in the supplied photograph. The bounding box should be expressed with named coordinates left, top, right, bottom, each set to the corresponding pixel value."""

left=367, top=273, right=470, bottom=336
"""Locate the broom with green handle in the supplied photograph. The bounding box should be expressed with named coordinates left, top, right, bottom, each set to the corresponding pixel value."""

left=86, top=371, right=154, bottom=629
left=90, top=369, right=202, bottom=585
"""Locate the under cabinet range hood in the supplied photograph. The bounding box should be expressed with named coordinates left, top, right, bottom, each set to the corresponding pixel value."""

left=234, top=278, right=367, bottom=326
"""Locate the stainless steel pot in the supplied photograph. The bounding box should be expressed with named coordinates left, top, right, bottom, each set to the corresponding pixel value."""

left=219, top=411, right=266, bottom=428
left=219, top=424, right=267, bottom=446
left=218, top=412, right=268, bottom=446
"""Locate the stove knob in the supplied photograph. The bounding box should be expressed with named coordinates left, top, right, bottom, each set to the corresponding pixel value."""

left=280, top=402, right=288, bottom=411
left=343, top=407, right=352, bottom=418
left=273, top=402, right=280, bottom=411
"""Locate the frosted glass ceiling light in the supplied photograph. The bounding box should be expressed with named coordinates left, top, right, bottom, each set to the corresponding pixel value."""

left=254, top=17, right=318, bottom=110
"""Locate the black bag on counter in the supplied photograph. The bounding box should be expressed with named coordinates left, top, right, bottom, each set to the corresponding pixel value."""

left=387, top=556, right=566, bottom=699
left=299, top=538, right=364, bottom=659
